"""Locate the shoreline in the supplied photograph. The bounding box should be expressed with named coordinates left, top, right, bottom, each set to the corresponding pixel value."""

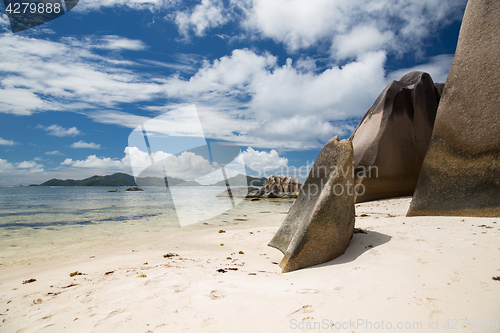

left=1, top=197, right=499, bottom=332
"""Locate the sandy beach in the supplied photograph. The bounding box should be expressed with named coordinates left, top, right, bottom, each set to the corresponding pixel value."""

left=0, top=197, right=498, bottom=333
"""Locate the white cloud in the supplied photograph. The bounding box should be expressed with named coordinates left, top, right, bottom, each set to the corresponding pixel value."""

left=86, top=110, right=151, bottom=130
left=0, top=6, right=460, bottom=152
left=0, top=88, right=51, bottom=115
left=175, top=0, right=229, bottom=37
left=15, top=161, right=45, bottom=173
left=0, top=159, right=15, bottom=173
left=160, top=49, right=387, bottom=149
left=0, top=137, right=17, bottom=146
left=73, top=0, right=178, bottom=12
left=235, top=0, right=466, bottom=56
left=61, top=146, right=214, bottom=181
left=0, top=13, right=9, bottom=32
left=77, top=48, right=387, bottom=150
left=37, top=124, right=81, bottom=137
left=389, top=54, right=454, bottom=84
left=239, top=147, right=288, bottom=175
left=70, top=141, right=101, bottom=149
left=0, top=34, right=164, bottom=115
left=45, top=150, right=64, bottom=155
left=65, top=35, right=147, bottom=51
left=139, top=58, right=197, bottom=73
left=62, top=155, right=122, bottom=169
left=96, top=35, right=146, bottom=51
left=333, top=26, right=394, bottom=60
left=0, top=158, right=44, bottom=175
left=0, top=159, right=50, bottom=185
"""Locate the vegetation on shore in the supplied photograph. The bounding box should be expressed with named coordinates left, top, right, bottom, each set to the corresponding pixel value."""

left=38, top=173, right=266, bottom=187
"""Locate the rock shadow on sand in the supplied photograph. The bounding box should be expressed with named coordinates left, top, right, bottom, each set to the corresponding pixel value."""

left=309, top=230, right=392, bottom=269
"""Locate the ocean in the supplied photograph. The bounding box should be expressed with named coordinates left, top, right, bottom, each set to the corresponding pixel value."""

left=0, top=186, right=292, bottom=272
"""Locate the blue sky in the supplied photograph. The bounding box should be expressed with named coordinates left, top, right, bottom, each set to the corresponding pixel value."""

left=0, top=0, right=467, bottom=185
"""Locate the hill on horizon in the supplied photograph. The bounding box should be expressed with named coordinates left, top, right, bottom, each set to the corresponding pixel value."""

left=39, top=172, right=200, bottom=187
left=38, top=173, right=267, bottom=187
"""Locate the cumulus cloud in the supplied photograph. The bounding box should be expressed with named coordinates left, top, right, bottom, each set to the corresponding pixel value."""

left=175, top=0, right=229, bottom=37
left=37, top=124, right=81, bottom=137
left=333, top=26, right=394, bottom=60
left=70, top=141, right=101, bottom=149
left=162, top=49, right=387, bottom=149
left=61, top=146, right=214, bottom=181
left=235, top=0, right=466, bottom=57
left=0, top=2, right=463, bottom=151
left=45, top=150, right=64, bottom=155
left=49, top=47, right=388, bottom=150
left=62, top=155, right=122, bottom=169
left=0, top=159, right=15, bottom=173
left=59, top=146, right=288, bottom=183
left=0, top=137, right=17, bottom=146
left=239, top=147, right=288, bottom=176
left=167, top=0, right=466, bottom=60
left=0, top=158, right=44, bottom=174
left=0, top=158, right=49, bottom=185
left=15, top=161, right=45, bottom=173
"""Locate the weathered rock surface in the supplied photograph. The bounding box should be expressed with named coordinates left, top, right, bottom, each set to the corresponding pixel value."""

left=350, top=71, right=443, bottom=203
left=126, top=187, right=143, bottom=191
left=216, top=176, right=302, bottom=199
left=407, top=0, right=500, bottom=217
left=263, top=175, right=302, bottom=193
left=268, top=136, right=355, bottom=273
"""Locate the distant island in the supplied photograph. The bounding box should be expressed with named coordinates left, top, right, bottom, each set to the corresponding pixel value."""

left=37, top=172, right=267, bottom=187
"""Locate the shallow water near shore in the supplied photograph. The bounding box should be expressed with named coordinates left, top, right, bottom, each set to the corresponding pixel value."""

left=0, top=186, right=293, bottom=273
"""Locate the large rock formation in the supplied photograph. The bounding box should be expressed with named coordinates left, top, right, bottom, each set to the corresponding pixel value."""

left=350, top=71, right=443, bottom=203
left=268, top=137, right=355, bottom=273
left=407, top=0, right=500, bottom=217
left=215, top=175, right=302, bottom=199
left=262, top=175, right=302, bottom=193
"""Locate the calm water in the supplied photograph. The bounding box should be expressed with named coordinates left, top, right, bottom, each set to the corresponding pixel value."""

left=0, top=186, right=292, bottom=269
left=0, top=186, right=178, bottom=230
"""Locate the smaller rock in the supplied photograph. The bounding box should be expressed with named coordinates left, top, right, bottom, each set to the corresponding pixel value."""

left=126, top=187, right=143, bottom=191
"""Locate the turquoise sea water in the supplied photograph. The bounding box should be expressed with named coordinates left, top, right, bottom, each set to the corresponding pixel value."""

left=0, top=186, right=292, bottom=270
left=0, top=186, right=181, bottom=231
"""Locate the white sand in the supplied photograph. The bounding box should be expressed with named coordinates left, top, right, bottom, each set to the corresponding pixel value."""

left=1, top=197, right=499, bottom=333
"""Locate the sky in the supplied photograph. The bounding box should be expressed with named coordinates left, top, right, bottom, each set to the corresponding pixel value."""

left=0, top=0, right=468, bottom=185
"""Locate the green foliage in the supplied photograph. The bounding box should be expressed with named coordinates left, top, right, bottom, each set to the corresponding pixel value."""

left=38, top=172, right=201, bottom=187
